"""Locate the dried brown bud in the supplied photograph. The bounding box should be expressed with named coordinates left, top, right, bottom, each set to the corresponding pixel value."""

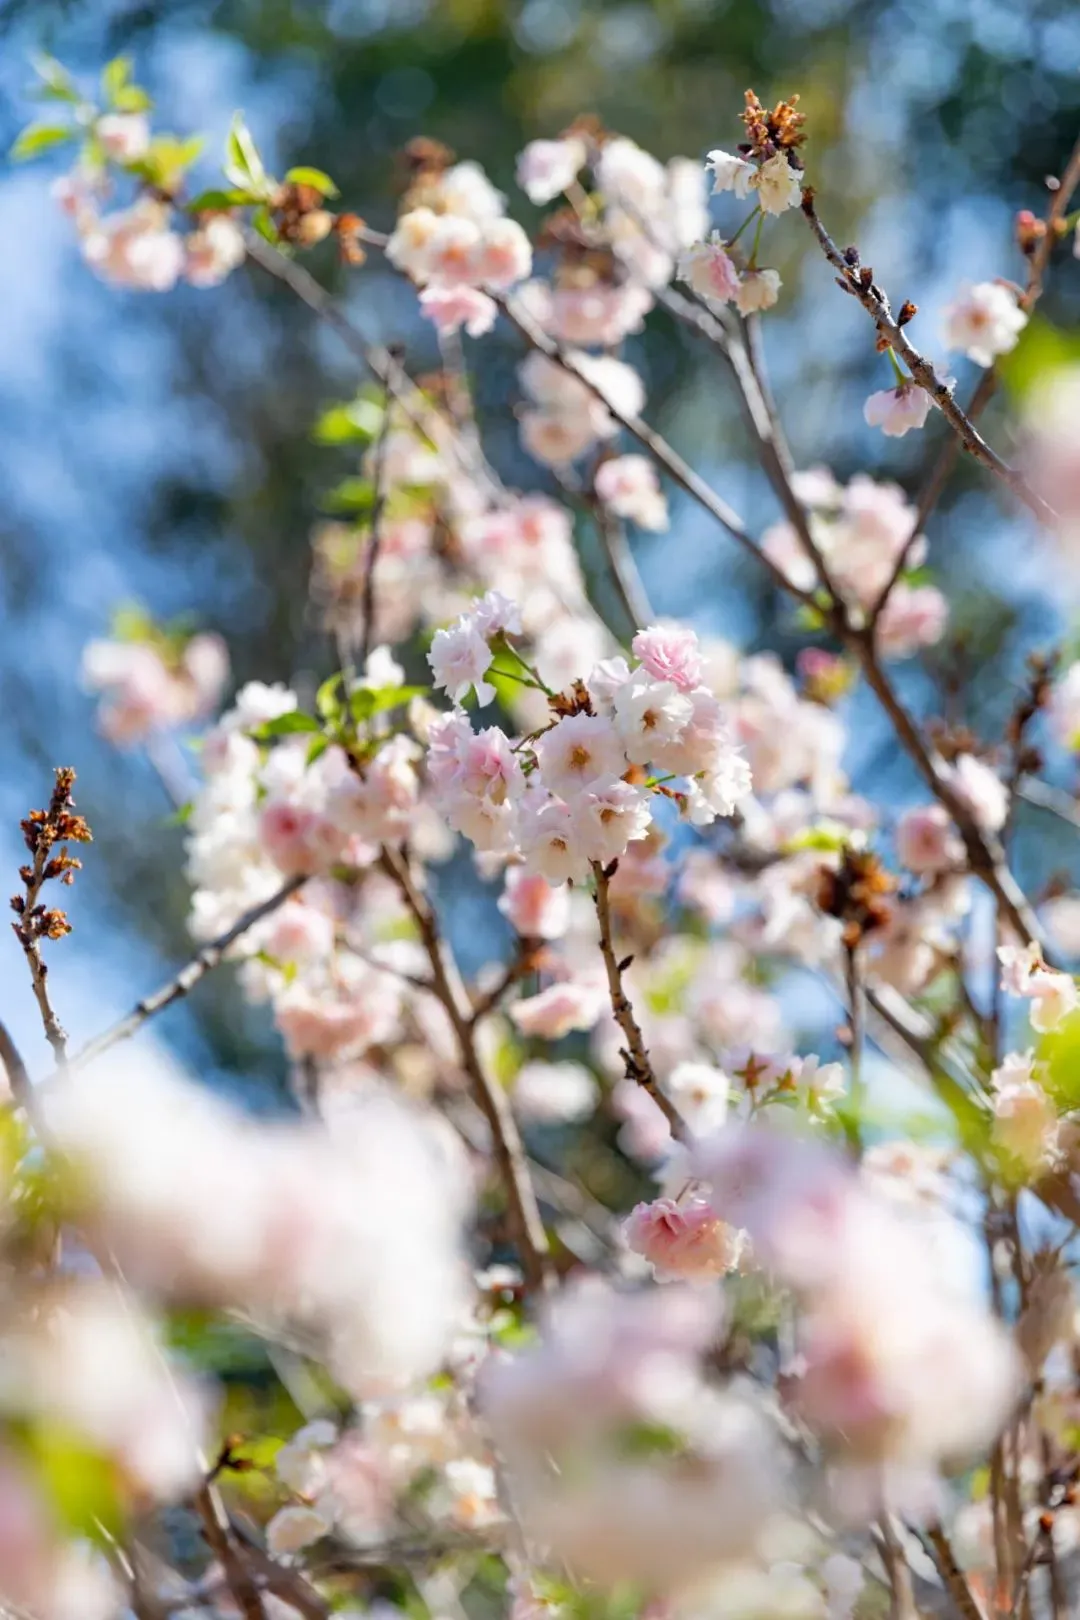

left=897, top=300, right=918, bottom=327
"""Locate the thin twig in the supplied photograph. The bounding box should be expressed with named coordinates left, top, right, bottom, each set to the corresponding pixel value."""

left=379, top=844, right=554, bottom=1294
left=194, top=1484, right=266, bottom=1620
left=801, top=190, right=1055, bottom=526
left=591, top=499, right=654, bottom=635
left=242, top=228, right=498, bottom=497
left=591, top=859, right=684, bottom=1136
left=1017, top=775, right=1080, bottom=831
left=877, top=1514, right=918, bottom=1620
left=909, top=133, right=1080, bottom=538
left=60, top=876, right=305, bottom=1076
left=919, top=1523, right=987, bottom=1620
left=496, top=291, right=817, bottom=606
left=0, top=1019, right=33, bottom=1114
left=358, top=369, right=397, bottom=670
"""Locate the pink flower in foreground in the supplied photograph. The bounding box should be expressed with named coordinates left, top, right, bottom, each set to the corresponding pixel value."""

left=419, top=284, right=498, bottom=337
left=678, top=235, right=741, bottom=305
left=595, top=455, right=669, bottom=530
left=516, top=136, right=587, bottom=204
left=631, top=624, right=703, bottom=691
left=498, top=867, right=570, bottom=939
left=864, top=382, right=932, bottom=437
left=895, top=803, right=963, bottom=874
left=875, top=582, right=948, bottom=659
left=624, top=1196, right=747, bottom=1284
left=508, top=980, right=606, bottom=1038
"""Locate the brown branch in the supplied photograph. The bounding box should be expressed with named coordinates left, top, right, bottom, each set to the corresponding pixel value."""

left=272, top=216, right=1040, bottom=951
left=467, top=936, right=542, bottom=1027
left=358, top=357, right=399, bottom=670
left=591, top=859, right=685, bottom=1137
left=919, top=1523, right=988, bottom=1620
left=242, top=227, right=500, bottom=498
left=801, top=190, right=1055, bottom=527
left=378, top=844, right=553, bottom=1294
left=227, top=1517, right=330, bottom=1620
left=495, top=291, right=818, bottom=607
left=909, top=133, right=1080, bottom=537
left=655, top=287, right=1042, bottom=949
left=1017, top=775, right=1080, bottom=830
left=11, top=768, right=92, bottom=1065
left=194, top=1483, right=267, bottom=1620
left=0, top=1018, right=33, bottom=1114
left=60, top=875, right=305, bottom=1077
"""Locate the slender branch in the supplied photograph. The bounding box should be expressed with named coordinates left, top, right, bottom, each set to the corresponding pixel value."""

left=591, top=859, right=685, bottom=1137
left=0, top=1019, right=33, bottom=1114
left=194, top=1483, right=267, bottom=1620
left=61, top=876, right=305, bottom=1076
left=378, top=845, right=553, bottom=1295
left=242, top=228, right=499, bottom=497
left=801, top=190, right=1055, bottom=526
left=877, top=1514, right=918, bottom=1620
left=495, top=291, right=818, bottom=607
left=467, top=936, right=542, bottom=1027
left=659, top=284, right=1041, bottom=948
left=918, top=1525, right=987, bottom=1620
left=358, top=369, right=397, bottom=669
left=848, top=632, right=1043, bottom=948
left=1016, top=775, right=1080, bottom=831
left=655, top=285, right=841, bottom=604
left=591, top=499, right=654, bottom=635
left=909, top=133, right=1080, bottom=536
left=228, top=1518, right=330, bottom=1620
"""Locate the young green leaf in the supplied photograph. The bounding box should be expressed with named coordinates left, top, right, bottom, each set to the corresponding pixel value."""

left=30, top=53, right=80, bottom=104
left=10, top=122, right=75, bottom=161
left=284, top=165, right=339, bottom=198
left=350, top=685, right=427, bottom=721
left=250, top=712, right=321, bottom=739
left=316, top=672, right=344, bottom=720
left=225, top=112, right=272, bottom=197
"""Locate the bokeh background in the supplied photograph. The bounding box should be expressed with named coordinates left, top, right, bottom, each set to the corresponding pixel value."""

left=0, top=0, right=1078, bottom=1100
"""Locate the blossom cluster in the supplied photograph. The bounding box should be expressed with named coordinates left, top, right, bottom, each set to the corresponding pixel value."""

left=427, top=608, right=752, bottom=881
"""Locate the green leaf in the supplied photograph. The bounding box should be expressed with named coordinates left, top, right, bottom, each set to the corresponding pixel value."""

left=112, top=84, right=153, bottom=113
left=350, top=684, right=427, bottom=721
left=284, top=165, right=339, bottom=198
left=188, top=187, right=257, bottom=211
left=250, top=712, right=321, bottom=739
left=30, top=53, right=80, bottom=104
left=306, top=734, right=331, bottom=766
left=322, top=476, right=375, bottom=515
left=250, top=204, right=280, bottom=245
left=137, top=133, right=205, bottom=190
left=100, top=55, right=133, bottom=105
left=110, top=601, right=156, bottom=644
left=311, top=399, right=385, bottom=446
left=316, top=672, right=344, bottom=720
left=167, top=800, right=194, bottom=827
left=225, top=111, right=272, bottom=197
left=10, top=122, right=74, bottom=160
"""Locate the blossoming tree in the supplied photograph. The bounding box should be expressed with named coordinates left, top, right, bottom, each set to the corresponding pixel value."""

left=7, top=47, right=1080, bottom=1620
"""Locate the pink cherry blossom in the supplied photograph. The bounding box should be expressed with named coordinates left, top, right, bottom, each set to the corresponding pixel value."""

left=895, top=803, right=963, bottom=873
left=624, top=1197, right=747, bottom=1284
left=508, top=980, right=606, bottom=1038
left=419, top=285, right=498, bottom=337
left=863, top=382, right=932, bottom=437
left=631, top=625, right=703, bottom=691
